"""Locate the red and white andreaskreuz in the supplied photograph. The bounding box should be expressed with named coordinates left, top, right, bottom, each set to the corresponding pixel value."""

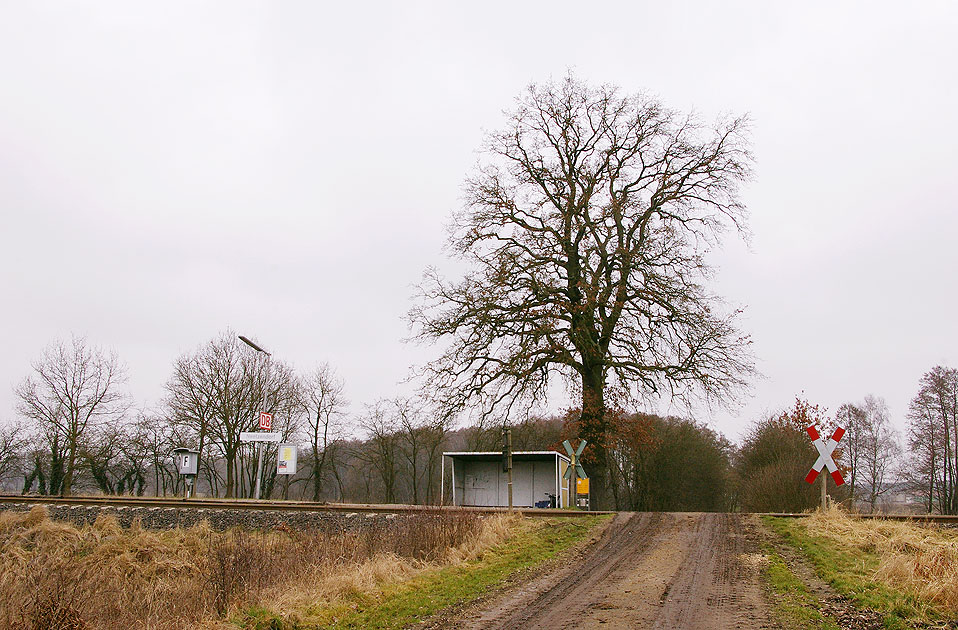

left=804, top=425, right=845, bottom=486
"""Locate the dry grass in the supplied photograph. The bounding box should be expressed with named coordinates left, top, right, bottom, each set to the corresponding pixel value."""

left=806, top=506, right=958, bottom=613
left=0, top=507, right=505, bottom=630
left=258, top=512, right=517, bottom=625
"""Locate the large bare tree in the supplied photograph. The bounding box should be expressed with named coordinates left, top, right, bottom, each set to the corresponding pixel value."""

left=411, top=76, right=753, bottom=507
left=165, top=332, right=298, bottom=498
left=15, top=337, right=127, bottom=495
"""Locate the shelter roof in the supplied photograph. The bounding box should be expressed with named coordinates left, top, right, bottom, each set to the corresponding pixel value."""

left=442, top=451, right=570, bottom=463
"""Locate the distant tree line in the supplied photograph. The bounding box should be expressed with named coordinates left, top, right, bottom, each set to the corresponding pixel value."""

left=1, top=333, right=955, bottom=513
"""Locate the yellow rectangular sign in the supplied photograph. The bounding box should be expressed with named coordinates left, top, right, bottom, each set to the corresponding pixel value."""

left=576, top=477, right=589, bottom=494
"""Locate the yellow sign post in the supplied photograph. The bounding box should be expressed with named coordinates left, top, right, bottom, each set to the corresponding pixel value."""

left=576, top=477, right=589, bottom=495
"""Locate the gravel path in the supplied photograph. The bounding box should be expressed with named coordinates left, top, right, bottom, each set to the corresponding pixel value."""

left=449, top=512, right=775, bottom=629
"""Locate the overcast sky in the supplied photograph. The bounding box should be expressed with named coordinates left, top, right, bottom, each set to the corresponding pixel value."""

left=1, top=1, right=956, bottom=442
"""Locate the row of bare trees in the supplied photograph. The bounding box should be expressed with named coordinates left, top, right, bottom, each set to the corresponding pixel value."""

left=1, top=333, right=458, bottom=503
left=3, top=333, right=957, bottom=513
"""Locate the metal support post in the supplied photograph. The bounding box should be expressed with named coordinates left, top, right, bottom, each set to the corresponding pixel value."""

left=570, top=462, right=576, bottom=510
left=505, top=429, right=513, bottom=512
left=821, top=470, right=827, bottom=510
left=255, top=442, right=265, bottom=500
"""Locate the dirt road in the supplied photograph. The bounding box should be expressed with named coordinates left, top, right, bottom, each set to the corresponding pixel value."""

left=451, top=512, right=775, bottom=629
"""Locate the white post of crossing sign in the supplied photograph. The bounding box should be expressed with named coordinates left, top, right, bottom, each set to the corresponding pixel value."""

left=804, top=425, right=845, bottom=486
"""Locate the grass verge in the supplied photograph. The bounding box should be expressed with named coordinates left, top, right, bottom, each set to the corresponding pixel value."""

left=761, top=542, right=840, bottom=630
left=763, top=512, right=953, bottom=629
left=236, top=515, right=609, bottom=630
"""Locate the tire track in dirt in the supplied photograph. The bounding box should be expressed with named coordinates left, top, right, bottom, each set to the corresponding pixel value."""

left=651, top=513, right=774, bottom=629
left=448, top=512, right=774, bottom=630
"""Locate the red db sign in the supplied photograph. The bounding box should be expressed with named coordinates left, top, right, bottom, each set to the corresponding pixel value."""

left=259, top=412, right=273, bottom=431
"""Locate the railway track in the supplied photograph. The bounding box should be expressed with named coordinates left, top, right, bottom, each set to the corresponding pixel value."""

left=0, top=494, right=611, bottom=517
left=763, top=511, right=958, bottom=523
left=1, top=495, right=954, bottom=522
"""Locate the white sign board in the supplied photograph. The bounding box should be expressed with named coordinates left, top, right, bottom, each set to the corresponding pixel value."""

left=174, top=450, right=199, bottom=475
left=240, top=431, right=282, bottom=443
left=277, top=443, right=298, bottom=475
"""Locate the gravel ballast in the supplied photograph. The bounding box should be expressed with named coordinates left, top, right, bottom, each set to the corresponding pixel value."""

left=1, top=502, right=404, bottom=532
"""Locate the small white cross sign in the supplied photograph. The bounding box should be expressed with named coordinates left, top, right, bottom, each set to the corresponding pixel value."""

left=805, top=425, right=845, bottom=486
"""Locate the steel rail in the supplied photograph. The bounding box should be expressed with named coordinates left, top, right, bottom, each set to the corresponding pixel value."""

left=759, top=512, right=958, bottom=523
left=0, top=494, right=612, bottom=517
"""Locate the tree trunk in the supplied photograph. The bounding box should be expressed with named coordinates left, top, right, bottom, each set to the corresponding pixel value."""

left=311, top=445, right=325, bottom=502
left=579, top=365, right=612, bottom=510
left=62, top=437, right=77, bottom=496
left=225, top=451, right=235, bottom=498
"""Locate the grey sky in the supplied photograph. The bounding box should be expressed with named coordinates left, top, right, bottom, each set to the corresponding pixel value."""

left=1, top=1, right=956, bottom=441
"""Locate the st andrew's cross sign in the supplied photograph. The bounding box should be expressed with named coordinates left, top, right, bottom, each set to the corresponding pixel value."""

left=804, top=425, right=845, bottom=486
left=562, top=439, right=587, bottom=480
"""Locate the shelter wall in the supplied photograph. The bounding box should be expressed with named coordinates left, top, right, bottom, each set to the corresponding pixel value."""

left=456, top=458, right=561, bottom=507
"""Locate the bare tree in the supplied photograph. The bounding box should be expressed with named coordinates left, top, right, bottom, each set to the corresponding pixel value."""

left=301, top=364, right=348, bottom=502
left=858, top=395, right=898, bottom=511
left=15, top=337, right=127, bottom=495
left=907, top=366, right=958, bottom=514
left=356, top=401, right=400, bottom=503
left=410, top=75, right=753, bottom=508
left=165, top=331, right=298, bottom=498
left=128, top=412, right=177, bottom=496
left=421, top=413, right=452, bottom=504
left=395, top=398, right=428, bottom=504
left=835, top=402, right=868, bottom=505
left=0, top=422, right=26, bottom=491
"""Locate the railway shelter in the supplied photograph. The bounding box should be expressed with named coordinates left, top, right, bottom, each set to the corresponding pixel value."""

left=441, top=451, right=571, bottom=508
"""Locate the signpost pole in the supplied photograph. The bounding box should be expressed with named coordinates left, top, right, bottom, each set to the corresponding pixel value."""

left=506, top=429, right=513, bottom=512
left=254, top=442, right=265, bottom=500
left=569, top=457, right=576, bottom=509
left=254, top=412, right=273, bottom=500
left=821, top=471, right=827, bottom=510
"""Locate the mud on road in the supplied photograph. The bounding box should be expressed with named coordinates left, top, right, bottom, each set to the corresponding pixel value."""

left=450, top=512, right=775, bottom=630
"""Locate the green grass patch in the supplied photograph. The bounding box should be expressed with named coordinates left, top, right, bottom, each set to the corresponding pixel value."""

left=761, top=543, right=840, bottom=630
left=763, top=516, right=938, bottom=629
left=238, top=515, right=608, bottom=630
